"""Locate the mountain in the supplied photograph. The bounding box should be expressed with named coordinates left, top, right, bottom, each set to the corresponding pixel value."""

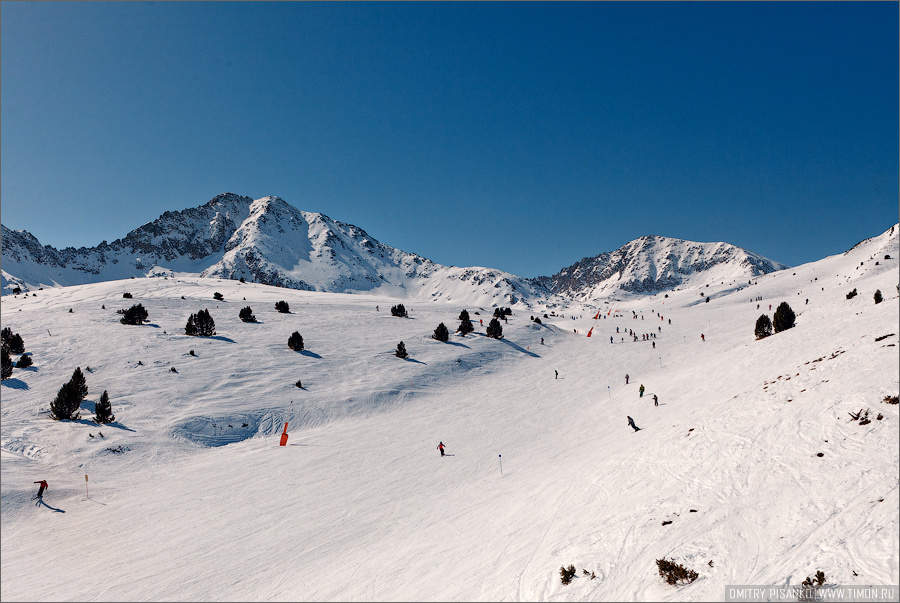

left=542, top=234, right=789, bottom=302
left=1, top=193, right=549, bottom=309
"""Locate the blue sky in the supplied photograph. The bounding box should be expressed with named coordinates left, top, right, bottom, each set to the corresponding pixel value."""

left=2, top=2, right=897, bottom=278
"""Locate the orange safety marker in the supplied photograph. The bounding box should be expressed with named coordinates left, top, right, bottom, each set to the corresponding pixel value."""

left=279, top=421, right=289, bottom=446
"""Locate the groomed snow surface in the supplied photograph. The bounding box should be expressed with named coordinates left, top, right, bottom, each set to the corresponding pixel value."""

left=2, top=232, right=898, bottom=602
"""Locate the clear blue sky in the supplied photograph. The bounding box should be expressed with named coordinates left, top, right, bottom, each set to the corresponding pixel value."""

left=2, top=2, right=897, bottom=278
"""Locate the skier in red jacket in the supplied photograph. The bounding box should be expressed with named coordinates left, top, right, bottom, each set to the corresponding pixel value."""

left=437, top=442, right=446, bottom=457
left=34, top=480, right=48, bottom=499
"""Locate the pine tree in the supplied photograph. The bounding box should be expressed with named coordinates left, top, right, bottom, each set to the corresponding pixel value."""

left=773, top=302, right=796, bottom=333
left=432, top=322, right=450, bottom=342
left=874, top=289, right=883, bottom=304
left=50, top=381, right=81, bottom=421
left=16, top=354, right=33, bottom=368
left=754, top=315, right=773, bottom=339
left=186, top=309, right=216, bottom=336
left=458, top=317, right=474, bottom=336
left=1, top=348, right=12, bottom=380
left=71, top=367, right=88, bottom=400
left=2, top=328, right=24, bottom=354
left=288, top=331, right=304, bottom=351
left=391, top=304, right=408, bottom=317
left=275, top=300, right=291, bottom=313
left=213, top=292, right=224, bottom=301
left=120, top=303, right=149, bottom=325
left=395, top=341, right=408, bottom=358
left=94, top=390, right=115, bottom=424
left=239, top=306, right=257, bottom=322
left=486, top=318, right=503, bottom=339
left=458, top=309, right=470, bottom=322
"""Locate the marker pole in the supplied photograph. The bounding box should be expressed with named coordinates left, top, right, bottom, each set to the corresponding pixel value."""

left=499, top=454, right=503, bottom=476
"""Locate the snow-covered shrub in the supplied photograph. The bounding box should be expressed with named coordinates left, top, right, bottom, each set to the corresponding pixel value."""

left=120, top=303, right=149, bottom=325
left=799, top=571, right=826, bottom=602
left=432, top=322, right=450, bottom=342
left=395, top=341, right=408, bottom=359
left=288, top=331, right=304, bottom=351
left=874, top=289, right=882, bottom=304
left=846, top=288, right=858, bottom=299
left=16, top=354, right=33, bottom=369
left=755, top=315, right=773, bottom=339
left=773, top=302, right=795, bottom=333
left=559, top=565, right=576, bottom=585
left=213, top=292, right=224, bottom=301
left=94, top=390, right=115, bottom=424
left=656, top=558, right=698, bottom=586
left=275, top=300, right=290, bottom=313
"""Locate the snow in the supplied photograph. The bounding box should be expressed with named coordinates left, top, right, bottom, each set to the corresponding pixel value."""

left=1, top=225, right=898, bottom=601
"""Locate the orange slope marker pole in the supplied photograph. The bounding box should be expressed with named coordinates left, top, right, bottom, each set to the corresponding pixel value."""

left=279, top=421, right=289, bottom=446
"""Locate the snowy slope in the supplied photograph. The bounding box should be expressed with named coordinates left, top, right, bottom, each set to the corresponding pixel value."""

left=1, top=224, right=897, bottom=601
left=1, top=194, right=551, bottom=310
left=546, top=234, right=788, bottom=301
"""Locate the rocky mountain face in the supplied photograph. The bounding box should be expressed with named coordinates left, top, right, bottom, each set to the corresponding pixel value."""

left=542, top=234, right=788, bottom=301
left=1, top=194, right=550, bottom=308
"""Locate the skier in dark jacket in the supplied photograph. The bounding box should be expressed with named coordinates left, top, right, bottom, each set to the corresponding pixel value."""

left=639, top=384, right=645, bottom=397
left=625, top=374, right=629, bottom=385
left=34, top=480, right=48, bottom=499
left=653, top=394, right=658, bottom=407
left=437, top=442, right=446, bottom=457
left=627, top=416, right=640, bottom=432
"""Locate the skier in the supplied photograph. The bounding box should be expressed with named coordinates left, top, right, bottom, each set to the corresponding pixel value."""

left=541, top=337, right=544, bottom=345
left=437, top=442, right=446, bottom=457
left=625, top=374, right=629, bottom=385
left=701, top=333, right=705, bottom=342
left=639, top=384, right=645, bottom=397
left=555, top=370, right=558, bottom=380
left=610, top=336, right=613, bottom=344
left=627, top=416, right=640, bottom=432
left=34, top=480, right=48, bottom=499
left=652, top=341, right=655, bottom=349
left=653, top=394, right=658, bottom=407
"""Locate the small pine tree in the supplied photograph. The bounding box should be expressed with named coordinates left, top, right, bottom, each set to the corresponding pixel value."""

left=846, top=288, right=858, bottom=299
left=213, top=292, right=224, bottom=301
left=2, top=329, right=25, bottom=354
left=391, top=304, right=408, bottom=317
left=50, top=380, right=81, bottom=421
left=71, top=367, right=88, bottom=400
left=120, top=303, right=149, bottom=325
left=1, top=348, right=12, bottom=380
left=874, top=289, right=883, bottom=304
left=458, top=317, right=474, bottom=336
left=275, top=300, right=290, bottom=313
left=459, top=309, right=470, bottom=322
left=486, top=318, right=503, bottom=339
left=755, top=314, right=773, bottom=339
left=186, top=309, right=216, bottom=336
left=395, top=341, right=408, bottom=358
left=123, top=292, right=133, bottom=298
left=185, top=314, right=198, bottom=336
left=288, top=331, right=304, bottom=351
left=94, top=390, right=115, bottom=424
left=16, top=354, right=33, bottom=369
left=433, top=322, right=450, bottom=342
left=773, top=301, right=796, bottom=333
left=239, top=306, right=257, bottom=322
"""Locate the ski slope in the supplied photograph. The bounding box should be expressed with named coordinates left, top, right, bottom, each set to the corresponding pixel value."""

left=1, top=227, right=898, bottom=601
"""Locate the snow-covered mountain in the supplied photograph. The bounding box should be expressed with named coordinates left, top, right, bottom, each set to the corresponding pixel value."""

left=1, top=193, right=549, bottom=309
left=542, top=234, right=788, bottom=302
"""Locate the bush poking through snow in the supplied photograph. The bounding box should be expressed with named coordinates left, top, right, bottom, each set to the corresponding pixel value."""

left=395, top=341, right=408, bottom=359
left=275, top=300, right=290, bottom=313
left=391, top=304, right=408, bottom=317
left=874, top=289, right=883, bottom=304
left=458, top=309, right=470, bottom=322
left=799, top=571, right=826, bottom=602
left=882, top=395, right=899, bottom=405
left=94, top=390, right=115, bottom=424
left=755, top=314, right=773, bottom=339
left=432, top=322, right=450, bottom=342
left=213, top=292, right=224, bottom=301
left=123, top=292, right=133, bottom=298
left=239, top=306, right=257, bottom=322
left=120, top=303, right=149, bottom=325
left=458, top=316, right=474, bottom=336
left=295, top=379, right=303, bottom=389
left=16, top=354, right=33, bottom=369
left=559, top=565, right=576, bottom=585
left=288, top=332, right=304, bottom=351
left=773, top=302, right=796, bottom=333
left=656, top=558, right=699, bottom=586
left=846, top=288, right=858, bottom=299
